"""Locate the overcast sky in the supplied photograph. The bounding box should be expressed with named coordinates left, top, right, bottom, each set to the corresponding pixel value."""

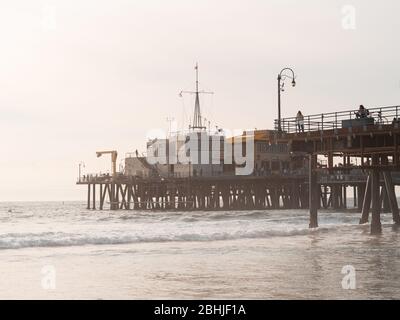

left=1, top=0, right=399, bottom=201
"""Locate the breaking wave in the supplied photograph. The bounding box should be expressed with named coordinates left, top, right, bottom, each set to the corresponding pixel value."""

left=0, top=226, right=346, bottom=250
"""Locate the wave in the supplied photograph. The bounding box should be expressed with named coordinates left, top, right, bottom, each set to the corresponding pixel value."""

left=0, top=225, right=344, bottom=250
left=113, top=210, right=271, bottom=223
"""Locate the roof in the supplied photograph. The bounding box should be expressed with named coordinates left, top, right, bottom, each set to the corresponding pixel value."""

left=226, top=130, right=276, bottom=143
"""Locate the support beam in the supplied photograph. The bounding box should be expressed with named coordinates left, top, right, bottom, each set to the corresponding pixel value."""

left=343, top=185, right=347, bottom=209
left=370, top=156, right=382, bottom=234
left=332, top=185, right=340, bottom=210
left=100, top=184, right=104, bottom=210
left=309, top=154, right=318, bottom=228
left=357, top=184, right=364, bottom=212
left=92, top=183, right=96, bottom=210
left=380, top=156, right=390, bottom=214
left=87, top=184, right=91, bottom=210
left=110, top=183, right=117, bottom=210
left=395, top=134, right=398, bottom=166
left=359, top=175, right=371, bottom=224
left=353, top=186, right=357, bottom=208
left=328, top=151, right=333, bottom=169
left=383, top=172, right=400, bottom=224
left=380, top=185, right=390, bottom=213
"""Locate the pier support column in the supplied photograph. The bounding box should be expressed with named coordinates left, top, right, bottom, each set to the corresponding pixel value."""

left=380, top=156, right=390, bottom=213
left=381, top=185, right=390, bottom=213
left=87, top=184, right=91, bottom=210
left=371, top=156, right=382, bottom=234
left=359, top=175, right=371, bottom=224
left=353, top=186, right=357, bottom=208
left=357, top=183, right=365, bottom=212
left=292, top=182, right=300, bottom=209
left=328, top=152, right=333, bottom=169
left=92, top=183, right=96, bottom=210
left=321, top=185, right=328, bottom=209
left=383, top=172, right=400, bottom=224
left=343, top=185, right=347, bottom=209
left=309, top=154, right=318, bottom=228
left=332, top=185, right=340, bottom=210
left=100, top=184, right=104, bottom=210
left=110, top=183, right=117, bottom=210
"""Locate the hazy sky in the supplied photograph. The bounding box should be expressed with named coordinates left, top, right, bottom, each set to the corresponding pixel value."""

left=1, top=0, right=400, bottom=201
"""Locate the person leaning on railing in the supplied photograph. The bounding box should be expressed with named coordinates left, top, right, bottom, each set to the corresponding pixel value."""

left=355, top=105, right=369, bottom=119
left=296, top=110, right=305, bottom=132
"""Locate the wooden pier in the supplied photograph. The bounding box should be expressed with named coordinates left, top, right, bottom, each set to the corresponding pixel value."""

left=78, top=105, right=400, bottom=234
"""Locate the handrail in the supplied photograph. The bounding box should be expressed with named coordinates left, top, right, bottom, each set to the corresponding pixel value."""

left=275, top=105, right=400, bottom=133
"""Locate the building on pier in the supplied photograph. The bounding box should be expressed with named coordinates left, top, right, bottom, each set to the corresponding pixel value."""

left=124, top=128, right=306, bottom=179
left=125, top=132, right=225, bottom=178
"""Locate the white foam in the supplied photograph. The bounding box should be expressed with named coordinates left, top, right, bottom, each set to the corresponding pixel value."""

left=0, top=226, right=341, bottom=250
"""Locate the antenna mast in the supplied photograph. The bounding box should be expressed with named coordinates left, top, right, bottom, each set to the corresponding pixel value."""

left=180, top=63, right=214, bottom=131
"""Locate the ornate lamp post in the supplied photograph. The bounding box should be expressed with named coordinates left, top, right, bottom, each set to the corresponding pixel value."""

left=277, top=67, right=296, bottom=132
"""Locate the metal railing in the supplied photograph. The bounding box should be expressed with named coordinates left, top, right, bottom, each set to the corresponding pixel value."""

left=274, top=105, right=400, bottom=133
left=78, top=173, right=114, bottom=183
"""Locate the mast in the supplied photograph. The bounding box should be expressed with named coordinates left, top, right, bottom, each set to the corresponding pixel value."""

left=180, top=63, right=213, bottom=131
left=193, top=63, right=202, bottom=129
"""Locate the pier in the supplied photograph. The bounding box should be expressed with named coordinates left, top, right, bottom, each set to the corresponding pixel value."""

left=77, top=105, right=400, bottom=234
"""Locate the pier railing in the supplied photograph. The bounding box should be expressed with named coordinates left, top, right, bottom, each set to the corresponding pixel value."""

left=274, top=105, right=400, bottom=133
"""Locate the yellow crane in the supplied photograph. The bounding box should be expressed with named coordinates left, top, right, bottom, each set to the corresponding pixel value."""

left=96, top=150, right=118, bottom=176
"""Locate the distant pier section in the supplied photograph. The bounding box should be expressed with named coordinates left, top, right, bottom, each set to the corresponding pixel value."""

left=274, top=105, right=400, bottom=234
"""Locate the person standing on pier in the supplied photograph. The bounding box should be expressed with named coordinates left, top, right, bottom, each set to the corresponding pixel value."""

left=296, top=110, right=304, bottom=133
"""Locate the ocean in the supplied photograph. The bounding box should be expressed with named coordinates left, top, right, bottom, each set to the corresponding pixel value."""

left=0, top=201, right=399, bottom=299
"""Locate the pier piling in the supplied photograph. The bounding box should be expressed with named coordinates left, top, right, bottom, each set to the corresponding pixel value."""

left=371, top=156, right=382, bottom=234
left=309, top=154, right=318, bottom=228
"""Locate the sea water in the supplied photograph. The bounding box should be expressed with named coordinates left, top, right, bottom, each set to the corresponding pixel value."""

left=0, top=201, right=399, bottom=299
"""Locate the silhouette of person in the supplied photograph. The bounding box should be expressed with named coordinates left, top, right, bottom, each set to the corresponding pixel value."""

left=296, top=110, right=304, bottom=132
left=356, top=105, right=369, bottom=118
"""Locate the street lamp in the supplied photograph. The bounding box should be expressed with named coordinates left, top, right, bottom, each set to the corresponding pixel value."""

left=78, top=161, right=85, bottom=182
left=277, top=67, right=296, bottom=132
